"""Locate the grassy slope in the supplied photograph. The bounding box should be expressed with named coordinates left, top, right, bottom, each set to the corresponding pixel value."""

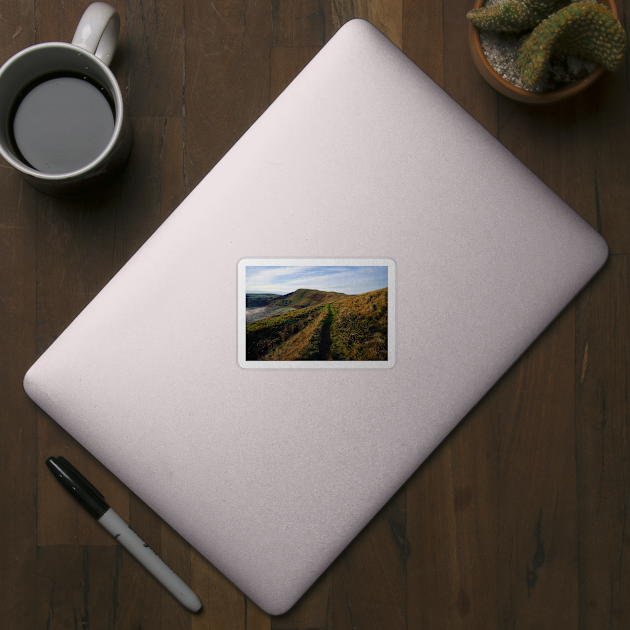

left=329, top=287, right=388, bottom=361
left=245, top=303, right=325, bottom=360
left=246, top=293, right=280, bottom=307
left=267, top=288, right=348, bottom=308
left=263, top=309, right=327, bottom=360
left=245, top=287, right=388, bottom=361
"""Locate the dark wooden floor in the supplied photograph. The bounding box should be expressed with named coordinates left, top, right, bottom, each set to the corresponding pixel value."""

left=1, top=0, right=629, bottom=628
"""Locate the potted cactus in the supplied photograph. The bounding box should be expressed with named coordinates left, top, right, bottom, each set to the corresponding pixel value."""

left=467, top=0, right=627, bottom=102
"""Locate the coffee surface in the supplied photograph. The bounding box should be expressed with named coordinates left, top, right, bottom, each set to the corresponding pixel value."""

left=12, top=75, right=115, bottom=174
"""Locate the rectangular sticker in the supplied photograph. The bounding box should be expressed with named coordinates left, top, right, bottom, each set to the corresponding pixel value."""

left=238, top=259, right=395, bottom=368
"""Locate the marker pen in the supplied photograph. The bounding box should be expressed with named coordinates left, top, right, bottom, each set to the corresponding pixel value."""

left=46, top=456, right=202, bottom=613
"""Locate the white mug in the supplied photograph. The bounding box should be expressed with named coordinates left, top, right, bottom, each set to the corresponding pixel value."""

left=0, top=2, right=132, bottom=197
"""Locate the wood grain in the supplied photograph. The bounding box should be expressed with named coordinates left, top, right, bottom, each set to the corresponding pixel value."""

left=184, top=0, right=271, bottom=191
left=331, top=486, right=408, bottom=630
left=332, top=0, right=403, bottom=48
left=271, top=0, right=331, bottom=46
left=120, top=495, right=193, bottom=628
left=497, top=305, right=579, bottom=629
left=583, top=72, right=630, bottom=254
left=271, top=573, right=332, bottom=629
left=190, top=549, right=248, bottom=630
left=443, top=0, right=497, bottom=131
left=0, top=156, right=38, bottom=630
left=0, top=4, right=39, bottom=630
left=576, top=256, right=630, bottom=629
left=407, top=391, right=498, bottom=629
left=36, top=545, right=119, bottom=630
left=403, top=0, right=444, bottom=87
left=111, top=116, right=185, bottom=270
left=270, top=47, right=321, bottom=103
left=126, top=0, right=184, bottom=117
left=1, top=0, right=629, bottom=627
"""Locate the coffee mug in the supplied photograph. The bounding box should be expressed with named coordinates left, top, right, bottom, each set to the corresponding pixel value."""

left=0, top=2, right=132, bottom=197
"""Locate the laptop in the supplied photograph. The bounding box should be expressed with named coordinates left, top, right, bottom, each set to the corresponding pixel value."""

left=23, top=19, right=608, bottom=614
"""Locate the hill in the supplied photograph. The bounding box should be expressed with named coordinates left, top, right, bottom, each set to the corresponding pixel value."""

left=245, top=287, right=388, bottom=361
left=329, top=287, right=388, bottom=360
left=245, top=303, right=327, bottom=360
left=245, top=288, right=349, bottom=325
left=266, top=288, right=348, bottom=309
left=246, top=293, right=280, bottom=307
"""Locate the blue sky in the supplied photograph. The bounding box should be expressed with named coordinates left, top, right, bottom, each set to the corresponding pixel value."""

left=246, top=265, right=388, bottom=295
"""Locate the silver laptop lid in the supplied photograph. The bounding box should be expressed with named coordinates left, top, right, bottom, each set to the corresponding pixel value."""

left=24, top=19, right=607, bottom=614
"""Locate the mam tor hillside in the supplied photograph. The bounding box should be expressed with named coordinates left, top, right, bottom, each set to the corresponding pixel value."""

left=245, top=288, right=388, bottom=361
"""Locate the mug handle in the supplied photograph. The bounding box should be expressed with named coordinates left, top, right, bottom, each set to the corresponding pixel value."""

left=71, top=2, right=120, bottom=67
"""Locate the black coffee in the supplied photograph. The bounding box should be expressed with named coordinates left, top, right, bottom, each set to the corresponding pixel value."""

left=10, top=73, right=115, bottom=174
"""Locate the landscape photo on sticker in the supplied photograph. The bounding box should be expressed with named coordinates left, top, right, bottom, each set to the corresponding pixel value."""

left=245, top=265, right=388, bottom=361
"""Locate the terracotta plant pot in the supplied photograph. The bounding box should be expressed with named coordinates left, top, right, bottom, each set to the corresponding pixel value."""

left=468, top=0, right=619, bottom=103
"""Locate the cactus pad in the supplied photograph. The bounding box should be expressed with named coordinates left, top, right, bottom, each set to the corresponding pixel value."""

left=467, top=0, right=569, bottom=33
left=516, top=1, right=627, bottom=85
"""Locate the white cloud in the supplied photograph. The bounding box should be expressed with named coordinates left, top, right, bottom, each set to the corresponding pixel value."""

left=246, top=265, right=387, bottom=295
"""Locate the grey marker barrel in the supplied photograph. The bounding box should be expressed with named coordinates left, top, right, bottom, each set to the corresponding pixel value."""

left=98, top=508, right=202, bottom=612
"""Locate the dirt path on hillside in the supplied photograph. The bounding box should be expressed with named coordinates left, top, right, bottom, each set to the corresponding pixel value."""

left=318, top=305, right=333, bottom=360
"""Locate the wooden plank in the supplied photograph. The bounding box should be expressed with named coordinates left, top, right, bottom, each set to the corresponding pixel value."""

left=108, top=494, right=193, bottom=629
left=33, top=187, right=120, bottom=354
left=331, top=486, right=407, bottom=630
left=575, top=256, right=630, bottom=629
left=271, top=573, right=332, bottom=629
left=402, top=0, right=444, bottom=88
left=247, top=600, right=271, bottom=630
left=36, top=545, right=118, bottom=630
left=112, top=116, right=185, bottom=270
left=270, top=47, right=321, bottom=103
left=184, top=0, right=272, bottom=192
left=582, top=72, right=630, bottom=254
left=0, top=141, right=38, bottom=630
left=497, top=305, right=578, bottom=628
left=443, top=0, right=497, bottom=132
left=36, top=0, right=125, bottom=45
left=407, top=392, right=499, bottom=629
left=159, top=117, right=187, bottom=222
left=331, top=0, right=402, bottom=48
left=126, top=0, right=184, bottom=117
left=271, top=0, right=331, bottom=46
left=496, top=96, right=598, bottom=220
left=190, top=548, right=248, bottom=630
left=0, top=0, right=35, bottom=54
left=0, top=4, right=38, bottom=629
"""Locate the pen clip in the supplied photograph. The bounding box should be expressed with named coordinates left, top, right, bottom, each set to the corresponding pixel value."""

left=54, top=456, right=106, bottom=502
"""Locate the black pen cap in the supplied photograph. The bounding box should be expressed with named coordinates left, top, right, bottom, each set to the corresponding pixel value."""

left=46, top=456, right=110, bottom=519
